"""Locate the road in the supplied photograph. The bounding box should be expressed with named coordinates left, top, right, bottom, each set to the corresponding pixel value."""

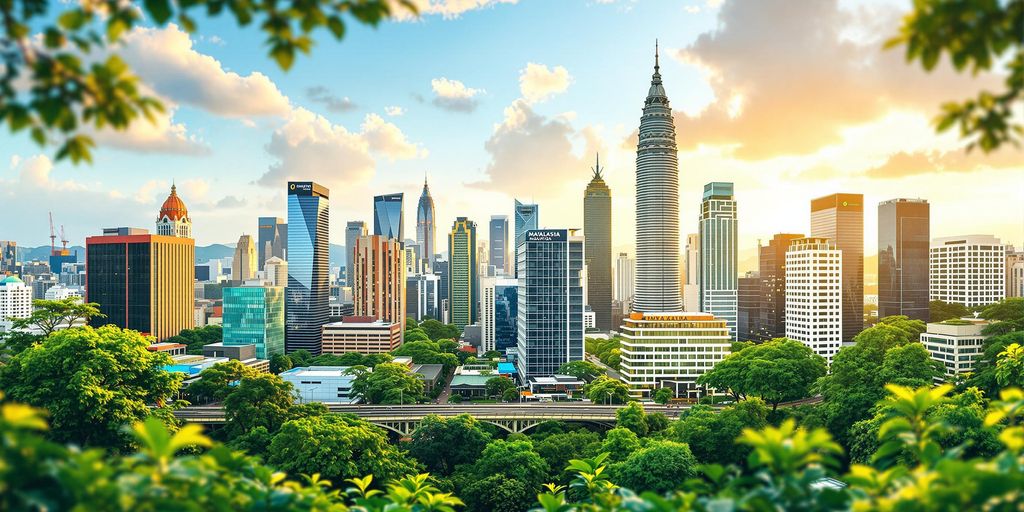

left=586, top=354, right=624, bottom=381
left=173, top=402, right=693, bottom=424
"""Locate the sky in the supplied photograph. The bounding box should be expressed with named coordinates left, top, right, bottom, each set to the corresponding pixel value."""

left=1, top=0, right=1022, bottom=274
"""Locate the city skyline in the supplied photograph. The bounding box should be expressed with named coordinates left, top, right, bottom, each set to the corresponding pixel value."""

left=1, top=0, right=1019, bottom=264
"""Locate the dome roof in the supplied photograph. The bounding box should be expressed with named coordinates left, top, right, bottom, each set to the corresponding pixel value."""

left=158, top=184, right=189, bottom=221
left=0, top=275, right=24, bottom=285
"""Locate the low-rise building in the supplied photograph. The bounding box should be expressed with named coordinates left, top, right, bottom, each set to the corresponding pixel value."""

left=280, top=366, right=359, bottom=404
left=321, top=317, right=402, bottom=354
left=921, top=318, right=991, bottom=378
left=147, top=342, right=187, bottom=356
left=411, top=363, right=445, bottom=393
left=526, top=375, right=585, bottom=399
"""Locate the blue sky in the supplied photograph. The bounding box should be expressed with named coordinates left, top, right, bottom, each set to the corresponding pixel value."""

left=2, top=0, right=1021, bottom=273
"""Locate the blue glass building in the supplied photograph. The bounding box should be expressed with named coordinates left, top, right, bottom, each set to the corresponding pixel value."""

left=515, top=229, right=584, bottom=380
left=494, top=279, right=518, bottom=352
left=513, top=200, right=538, bottom=278
left=698, top=182, right=738, bottom=339
left=373, top=193, right=404, bottom=241
left=223, top=286, right=285, bottom=359
left=286, top=181, right=330, bottom=354
left=489, top=215, right=509, bottom=275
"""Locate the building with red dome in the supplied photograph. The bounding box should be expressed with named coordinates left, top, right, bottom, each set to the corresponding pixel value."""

left=156, top=184, right=193, bottom=238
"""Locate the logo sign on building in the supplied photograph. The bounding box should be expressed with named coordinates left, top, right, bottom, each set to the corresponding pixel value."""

left=289, top=182, right=314, bottom=196
left=526, top=230, right=566, bottom=242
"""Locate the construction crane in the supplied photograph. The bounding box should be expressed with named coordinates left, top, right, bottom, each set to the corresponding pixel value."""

left=48, top=212, right=57, bottom=255
left=60, top=225, right=68, bottom=251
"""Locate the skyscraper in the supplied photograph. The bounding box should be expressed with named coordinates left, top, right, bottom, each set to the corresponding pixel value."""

left=878, top=199, right=930, bottom=322
left=407, top=273, right=440, bottom=321
left=345, top=221, right=367, bottom=288
left=489, top=215, right=509, bottom=275
left=448, top=217, right=478, bottom=330
left=416, top=178, right=436, bottom=269
left=0, top=241, right=18, bottom=275
left=699, top=182, right=738, bottom=339
left=265, top=256, right=288, bottom=287
left=757, top=233, right=804, bottom=339
left=786, top=237, right=843, bottom=364
left=683, top=233, right=699, bottom=311
left=232, top=234, right=257, bottom=281
left=257, top=217, right=287, bottom=271
left=737, top=271, right=761, bottom=342
left=811, top=193, right=864, bottom=344
left=0, top=276, right=32, bottom=332
left=286, top=181, right=329, bottom=355
left=86, top=227, right=194, bottom=341
left=615, top=252, right=635, bottom=304
left=223, top=286, right=285, bottom=359
left=352, top=234, right=406, bottom=332
left=513, top=200, right=539, bottom=277
left=515, top=229, right=584, bottom=380
left=584, top=154, right=613, bottom=332
left=634, top=43, right=681, bottom=313
left=373, top=193, right=404, bottom=241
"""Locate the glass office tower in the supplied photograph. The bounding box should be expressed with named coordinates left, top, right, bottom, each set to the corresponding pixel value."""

left=811, top=193, right=864, bottom=344
left=489, top=215, right=509, bottom=275
left=698, top=182, right=738, bottom=339
left=286, top=181, right=330, bottom=354
left=223, top=286, right=285, bottom=359
left=878, top=198, right=930, bottom=322
left=373, top=193, right=404, bottom=241
left=515, top=229, right=584, bottom=380
left=513, top=200, right=539, bottom=278
left=257, top=217, right=286, bottom=271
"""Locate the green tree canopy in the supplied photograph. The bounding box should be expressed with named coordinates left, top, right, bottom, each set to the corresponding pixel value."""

left=269, top=353, right=292, bottom=374
left=697, top=338, right=827, bottom=410
left=652, top=387, right=674, bottom=404
left=457, top=439, right=549, bottom=492
left=610, top=440, right=698, bottom=494
left=165, top=325, right=222, bottom=355
left=267, top=414, right=419, bottom=486
left=930, top=300, right=971, bottom=322
left=888, top=0, right=1023, bottom=152
left=391, top=340, right=460, bottom=371
left=668, top=398, right=769, bottom=465
left=533, top=429, right=601, bottom=482
left=485, top=376, right=516, bottom=398
left=599, top=427, right=641, bottom=463
left=585, top=376, right=630, bottom=405
left=419, top=319, right=460, bottom=341
left=0, top=325, right=180, bottom=448
left=351, top=362, right=424, bottom=404
left=404, top=328, right=430, bottom=343
left=186, top=360, right=259, bottom=404
left=9, top=297, right=103, bottom=336
left=408, top=414, right=492, bottom=476
left=287, top=349, right=314, bottom=367
left=557, top=360, right=603, bottom=382
left=222, top=373, right=297, bottom=438
left=615, top=401, right=649, bottom=437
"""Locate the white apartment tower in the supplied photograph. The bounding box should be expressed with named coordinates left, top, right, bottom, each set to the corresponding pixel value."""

left=0, top=276, right=32, bottom=332
left=615, top=252, right=635, bottom=304
left=930, top=235, right=1006, bottom=307
left=785, top=237, right=843, bottom=364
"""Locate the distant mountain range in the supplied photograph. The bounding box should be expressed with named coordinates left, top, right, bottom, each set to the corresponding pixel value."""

left=17, top=243, right=349, bottom=270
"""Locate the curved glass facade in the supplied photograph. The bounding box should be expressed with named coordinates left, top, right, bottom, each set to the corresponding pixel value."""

left=286, top=182, right=330, bottom=354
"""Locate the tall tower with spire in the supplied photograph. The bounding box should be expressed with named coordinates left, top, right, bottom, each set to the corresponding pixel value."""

left=584, top=153, right=613, bottom=331
left=416, top=175, right=436, bottom=269
left=633, top=41, right=682, bottom=312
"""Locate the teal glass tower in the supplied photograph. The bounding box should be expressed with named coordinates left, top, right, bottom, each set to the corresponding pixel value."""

left=286, top=181, right=329, bottom=354
left=223, top=286, right=285, bottom=359
left=698, top=182, right=738, bottom=339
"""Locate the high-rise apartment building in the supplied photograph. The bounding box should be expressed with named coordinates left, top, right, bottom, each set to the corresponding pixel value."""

left=489, top=215, right=509, bottom=275
left=0, top=275, right=31, bottom=332
left=515, top=229, right=584, bottom=380
left=619, top=312, right=731, bottom=399
left=757, top=233, right=804, bottom=340
left=232, top=234, right=257, bottom=281
left=683, top=233, right=699, bottom=311
left=352, top=235, right=406, bottom=332
left=155, top=184, right=192, bottom=238
left=615, top=252, right=635, bottom=304
left=373, top=193, right=404, bottom=241
left=878, top=199, right=930, bottom=322
left=345, top=221, right=367, bottom=288
left=286, top=181, right=330, bottom=354
left=634, top=45, right=682, bottom=313
left=264, top=256, right=288, bottom=287
left=584, top=155, right=613, bottom=332
left=930, top=235, right=1006, bottom=307
left=810, top=193, right=863, bottom=344
left=785, top=237, right=843, bottom=364
left=407, top=273, right=440, bottom=321
left=1005, top=248, right=1024, bottom=298
left=416, top=179, right=436, bottom=269
left=257, top=217, right=287, bottom=271
left=513, top=200, right=539, bottom=277
left=699, top=182, right=738, bottom=339
left=448, top=217, right=478, bottom=330
left=86, top=227, right=194, bottom=341
left=223, top=286, right=285, bottom=359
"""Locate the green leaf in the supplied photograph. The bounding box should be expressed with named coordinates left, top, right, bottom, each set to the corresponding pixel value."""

left=270, top=44, right=295, bottom=70
left=58, top=10, right=89, bottom=30
left=145, top=0, right=174, bottom=24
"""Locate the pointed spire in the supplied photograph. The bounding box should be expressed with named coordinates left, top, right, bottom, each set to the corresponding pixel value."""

left=591, top=152, right=604, bottom=180
left=655, top=39, right=660, bottom=72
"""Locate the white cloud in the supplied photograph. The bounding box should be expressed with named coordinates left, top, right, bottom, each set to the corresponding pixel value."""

left=119, top=24, right=290, bottom=118
left=89, top=99, right=209, bottom=155
left=385, top=106, right=405, bottom=116
left=259, top=108, right=425, bottom=191
left=306, top=86, right=357, bottom=113
left=430, top=77, right=484, bottom=112
left=391, top=0, right=518, bottom=20
left=518, top=63, right=572, bottom=104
